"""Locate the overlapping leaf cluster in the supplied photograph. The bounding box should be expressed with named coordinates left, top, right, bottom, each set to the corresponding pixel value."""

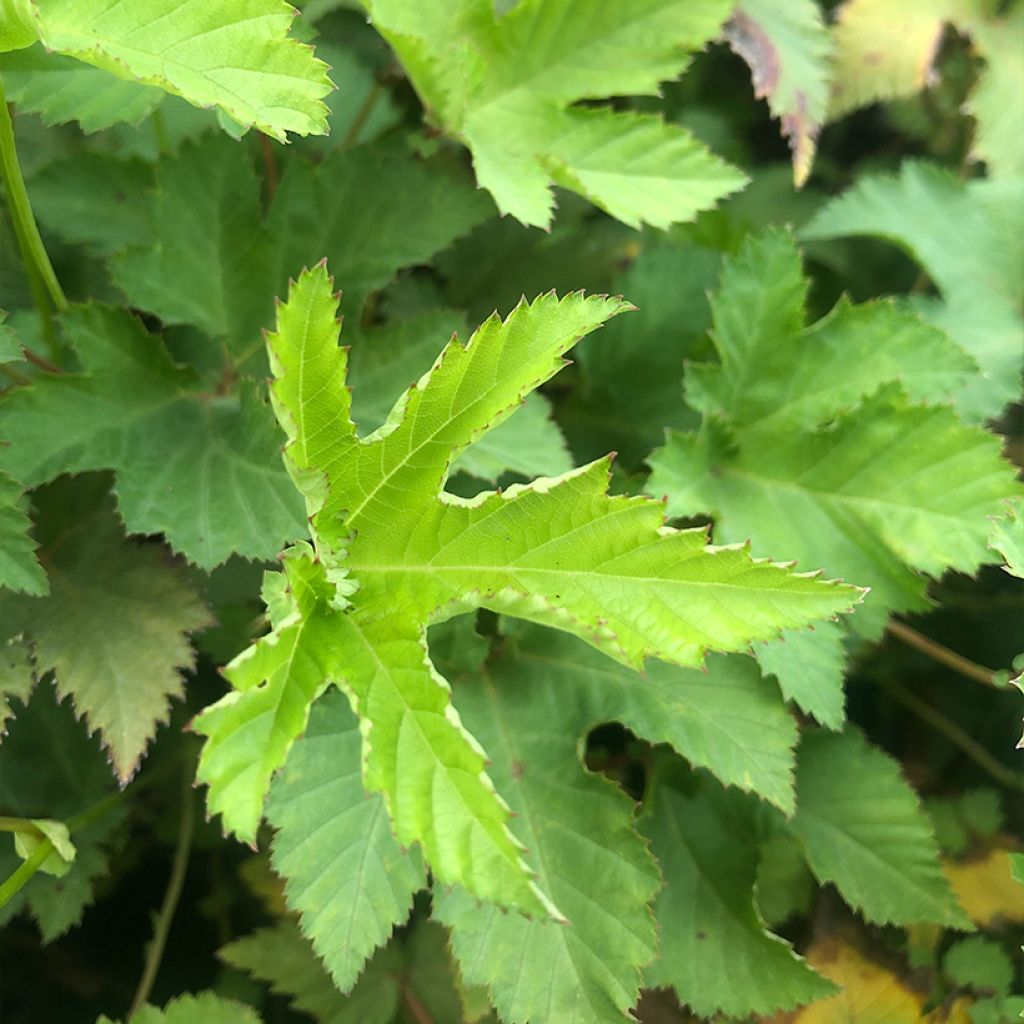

left=0, top=2, right=1022, bottom=1023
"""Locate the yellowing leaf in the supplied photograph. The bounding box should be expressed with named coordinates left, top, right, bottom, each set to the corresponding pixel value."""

left=828, top=0, right=955, bottom=119
left=944, top=849, right=1024, bottom=926
left=793, top=938, right=924, bottom=1023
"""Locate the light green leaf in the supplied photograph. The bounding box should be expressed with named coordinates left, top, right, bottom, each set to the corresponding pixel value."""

left=686, top=228, right=976, bottom=429
left=726, top=0, right=833, bottom=186
left=14, top=819, right=75, bottom=877
left=641, top=772, right=835, bottom=1017
left=2, top=0, right=332, bottom=141
left=0, top=45, right=163, bottom=131
left=0, top=305, right=307, bottom=569
left=648, top=231, right=1023, bottom=635
left=504, top=622, right=799, bottom=813
left=0, top=471, right=45, bottom=595
left=435, top=649, right=660, bottom=1024
left=789, top=727, right=970, bottom=928
left=266, top=689, right=425, bottom=991
left=966, top=8, right=1024, bottom=179
left=363, top=0, right=746, bottom=228
left=347, top=310, right=572, bottom=483
left=98, top=992, right=262, bottom=1024
left=801, top=161, right=1024, bottom=421
left=195, top=547, right=348, bottom=843
left=754, top=621, right=847, bottom=730
left=826, top=0, right=962, bottom=118
left=0, top=477, right=211, bottom=782
left=989, top=497, right=1024, bottom=579
left=651, top=393, right=1022, bottom=635
left=197, top=266, right=858, bottom=919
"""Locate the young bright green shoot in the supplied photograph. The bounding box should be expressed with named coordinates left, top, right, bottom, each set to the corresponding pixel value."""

left=194, top=264, right=859, bottom=918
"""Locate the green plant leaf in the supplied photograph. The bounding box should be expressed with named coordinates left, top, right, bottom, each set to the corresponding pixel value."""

left=801, top=161, right=1024, bottom=421
left=648, top=231, right=1024, bottom=635
left=0, top=476, right=211, bottom=781
left=789, top=727, right=970, bottom=928
left=346, top=310, right=572, bottom=483
left=220, top=920, right=360, bottom=1022
left=503, top=621, right=800, bottom=814
left=0, top=683, right=127, bottom=941
left=685, top=228, right=976, bottom=429
left=641, top=770, right=836, bottom=1017
left=943, top=936, right=1013, bottom=996
left=13, top=818, right=75, bottom=877
left=566, top=240, right=720, bottom=468
left=989, top=497, right=1024, bottom=579
left=28, top=152, right=153, bottom=256
left=754, top=622, right=847, bottom=730
left=266, top=689, right=426, bottom=991
left=0, top=471, right=45, bottom=595
left=965, top=7, right=1024, bottom=179
left=0, top=46, right=163, bottom=132
left=0, top=305, right=307, bottom=569
left=111, top=136, right=494, bottom=374
left=362, top=0, right=746, bottom=228
left=1, top=0, right=332, bottom=141
left=196, top=265, right=857, bottom=920
left=725, top=0, right=833, bottom=186
left=0, top=628, right=34, bottom=734
left=98, top=992, right=262, bottom=1024
left=222, top=918, right=471, bottom=1024
left=434, top=643, right=660, bottom=1024
left=826, top=0, right=1024, bottom=180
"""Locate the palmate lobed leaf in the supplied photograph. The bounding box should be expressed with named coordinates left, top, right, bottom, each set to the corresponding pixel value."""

left=195, top=264, right=859, bottom=920
left=0, top=0, right=333, bottom=141
left=361, top=0, right=746, bottom=228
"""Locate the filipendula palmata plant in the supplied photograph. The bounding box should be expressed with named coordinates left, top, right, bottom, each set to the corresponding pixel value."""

left=193, top=263, right=860, bottom=918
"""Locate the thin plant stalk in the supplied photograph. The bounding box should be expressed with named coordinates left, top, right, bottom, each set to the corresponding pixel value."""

left=0, top=78, right=67, bottom=358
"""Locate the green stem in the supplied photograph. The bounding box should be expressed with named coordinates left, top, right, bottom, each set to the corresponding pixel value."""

left=0, top=816, right=44, bottom=835
left=127, top=767, right=194, bottom=1020
left=0, top=79, right=67, bottom=328
left=0, top=841, right=52, bottom=908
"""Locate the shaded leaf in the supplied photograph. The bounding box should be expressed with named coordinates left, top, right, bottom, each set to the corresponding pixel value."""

left=0, top=477, right=211, bottom=781
left=641, top=771, right=835, bottom=1017
left=790, top=728, right=969, bottom=928
left=267, top=689, right=426, bottom=991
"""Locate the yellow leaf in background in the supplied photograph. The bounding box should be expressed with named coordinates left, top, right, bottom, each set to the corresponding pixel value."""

left=828, top=0, right=955, bottom=118
left=944, top=849, right=1024, bottom=926
left=792, top=939, right=924, bottom=1023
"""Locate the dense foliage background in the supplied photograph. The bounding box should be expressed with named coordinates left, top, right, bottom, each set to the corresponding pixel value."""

left=0, top=1, right=1022, bottom=1022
